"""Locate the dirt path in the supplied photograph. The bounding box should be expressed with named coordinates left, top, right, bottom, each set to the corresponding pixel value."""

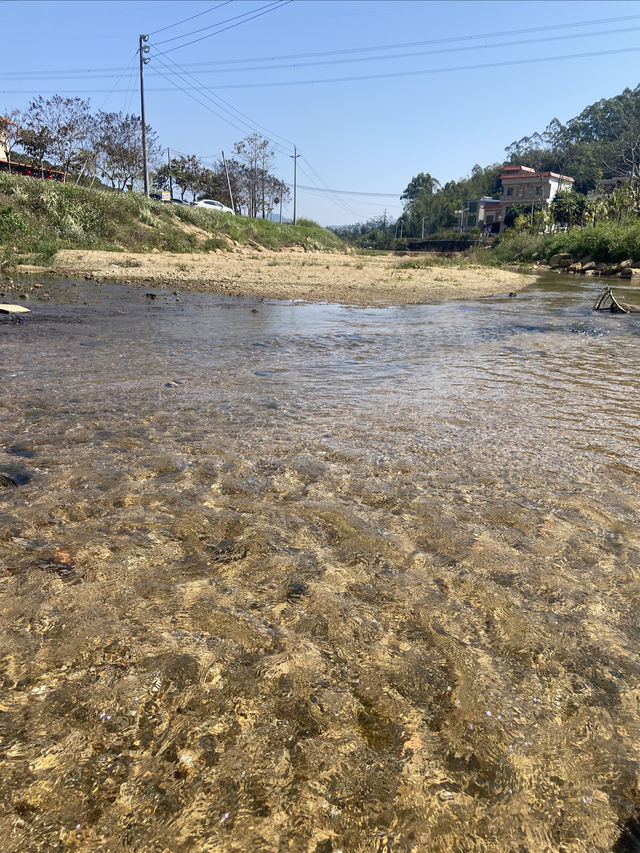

left=14, top=247, right=534, bottom=306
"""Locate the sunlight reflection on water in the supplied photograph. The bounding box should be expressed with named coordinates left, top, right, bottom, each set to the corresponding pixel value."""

left=1, top=275, right=639, bottom=852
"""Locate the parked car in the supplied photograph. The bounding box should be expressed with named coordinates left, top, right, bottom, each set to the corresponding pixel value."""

left=193, top=199, right=235, bottom=214
left=170, top=198, right=191, bottom=206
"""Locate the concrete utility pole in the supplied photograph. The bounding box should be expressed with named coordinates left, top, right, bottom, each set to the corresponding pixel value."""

left=222, top=150, right=234, bottom=213
left=421, top=216, right=427, bottom=238
left=290, top=145, right=300, bottom=224
left=167, top=147, right=173, bottom=199
left=139, top=34, right=150, bottom=196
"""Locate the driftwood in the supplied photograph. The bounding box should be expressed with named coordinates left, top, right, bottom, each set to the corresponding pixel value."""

left=593, top=287, right=640, bottom=313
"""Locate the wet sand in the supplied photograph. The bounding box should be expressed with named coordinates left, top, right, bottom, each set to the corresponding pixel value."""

left=13, top=248, right=533, bottom=306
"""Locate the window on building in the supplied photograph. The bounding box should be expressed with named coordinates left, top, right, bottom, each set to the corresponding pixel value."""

left=486, top=215, right=494, bottom=224
left=506, top=187, right=514, bottom=196
left=535, top=185, right=542, bottom=195
left=468, top=201, right=478, bottom=213
left=466, top=215, right=476, bottom=227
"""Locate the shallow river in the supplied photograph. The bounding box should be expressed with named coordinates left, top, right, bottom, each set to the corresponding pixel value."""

left=1, top=274, right=640, bottom=852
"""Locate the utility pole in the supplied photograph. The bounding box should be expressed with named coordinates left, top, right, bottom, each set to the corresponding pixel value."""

left=421, top=216, right=427, bottom=239
left=167, top=147, right=173, bottom=199
left=139, top=34, right=150, bottom=196
left=221, top=150, right=234, bottom=213
left=290, top=145, right=300, bottom=225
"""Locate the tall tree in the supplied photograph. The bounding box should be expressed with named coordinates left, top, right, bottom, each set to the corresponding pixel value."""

left=233, top=133, right=275, bottom=218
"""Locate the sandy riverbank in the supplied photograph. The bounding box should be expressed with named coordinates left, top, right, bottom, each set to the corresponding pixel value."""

left=11, top=247, right=534, bottom=306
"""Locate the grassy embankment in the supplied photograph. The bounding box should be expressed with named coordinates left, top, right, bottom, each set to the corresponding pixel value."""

left=0, top=173, right=343, bottom=269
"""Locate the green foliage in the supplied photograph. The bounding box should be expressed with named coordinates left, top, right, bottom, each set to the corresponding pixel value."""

left=0, top=204, right=30, bottom=234
left=331, top=214, right=395, bottom=250
left=491, top=218, right=640, bottom=264
left=550, top=190, right=587, bottom=225
left=399, top=163, right=504, bottom=240
left=539, top=219, right=640, bottom=262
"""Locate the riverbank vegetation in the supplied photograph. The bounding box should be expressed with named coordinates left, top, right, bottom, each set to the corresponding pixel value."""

left=0, top=173, right=342, bottom=269
left=490, top=217, right=640, bottom=265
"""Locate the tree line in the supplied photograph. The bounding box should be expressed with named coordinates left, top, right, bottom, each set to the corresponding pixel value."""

left=335, top=84, right=640, bottom=247
left=0, top=96, right=290, bottom=217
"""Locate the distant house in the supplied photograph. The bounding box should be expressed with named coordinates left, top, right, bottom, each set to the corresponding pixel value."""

left=457, top=197, right=504, bottom=234
left=587, top=176, right=628, bottom=199
left=0, top=115, right=11, bottom=162
left=0, top=115, right=65, bottom=182
left=458, top=164, right=575, bottom=234
left=500, top=165, right=574, bottom=208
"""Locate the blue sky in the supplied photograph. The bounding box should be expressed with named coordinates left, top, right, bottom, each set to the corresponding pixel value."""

left=3, top=0, right=640, bottom=226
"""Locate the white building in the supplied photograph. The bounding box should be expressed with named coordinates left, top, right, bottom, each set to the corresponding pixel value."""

left=457, top=197, right=504, bottom=234
left=500, top=165, right=574, bottom=208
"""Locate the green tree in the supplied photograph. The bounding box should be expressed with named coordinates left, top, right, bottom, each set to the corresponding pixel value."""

left=94, top=111, right=160, bottom=191
left=550, top=190, right=587, bottom=226
left=154, top=154, right=202, bottom=201
left=16, top=125, right=52, bottom=177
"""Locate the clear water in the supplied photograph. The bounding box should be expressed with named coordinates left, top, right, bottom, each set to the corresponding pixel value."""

left=1, top=275, right=639, bottom=852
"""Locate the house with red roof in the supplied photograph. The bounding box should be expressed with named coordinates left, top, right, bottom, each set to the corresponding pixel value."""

left=458, top=164, right=575, bottom=234
left=0, top=115, right=65, bottom=181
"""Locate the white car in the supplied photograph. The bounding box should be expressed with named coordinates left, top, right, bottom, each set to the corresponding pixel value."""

left=194, top=199, right=235, bottom=214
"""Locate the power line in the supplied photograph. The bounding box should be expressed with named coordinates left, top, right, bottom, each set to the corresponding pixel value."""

left=4, top=12, right=639, bottom=79
left=97, top=50, right=138, bottom=112
left=150, top=59, right=258, bottom=139
left=152, top=44, right=640, bottom=90
left=152, top=51, right=295, bottom=150
left=4, top=43, right=640, bottom=95
left=152, top=0, right=283, bottom=46
left=154, top=1, right=292, bottom=55
left=148, top=2, right=232, bottom=37
left=295, top=183, right=401, bottom=198
left=153, top=23, right=640, bottom=75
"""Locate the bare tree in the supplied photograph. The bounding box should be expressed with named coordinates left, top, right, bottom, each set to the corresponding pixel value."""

left=233, top=133, right=275, bottom=218
left=606, top=122, right=640, bottom=188
left=21, top=95, right=91, bottom=181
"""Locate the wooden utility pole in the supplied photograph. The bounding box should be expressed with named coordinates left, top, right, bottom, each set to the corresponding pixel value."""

left=290, top=145, right=300, bottom=224
left=167, top=147, right=173, bottom=199
left=139, top=34, right=150, bottom=196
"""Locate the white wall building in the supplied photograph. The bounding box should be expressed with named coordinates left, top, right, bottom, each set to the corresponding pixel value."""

left=500, top=165, right=574, bottom=208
